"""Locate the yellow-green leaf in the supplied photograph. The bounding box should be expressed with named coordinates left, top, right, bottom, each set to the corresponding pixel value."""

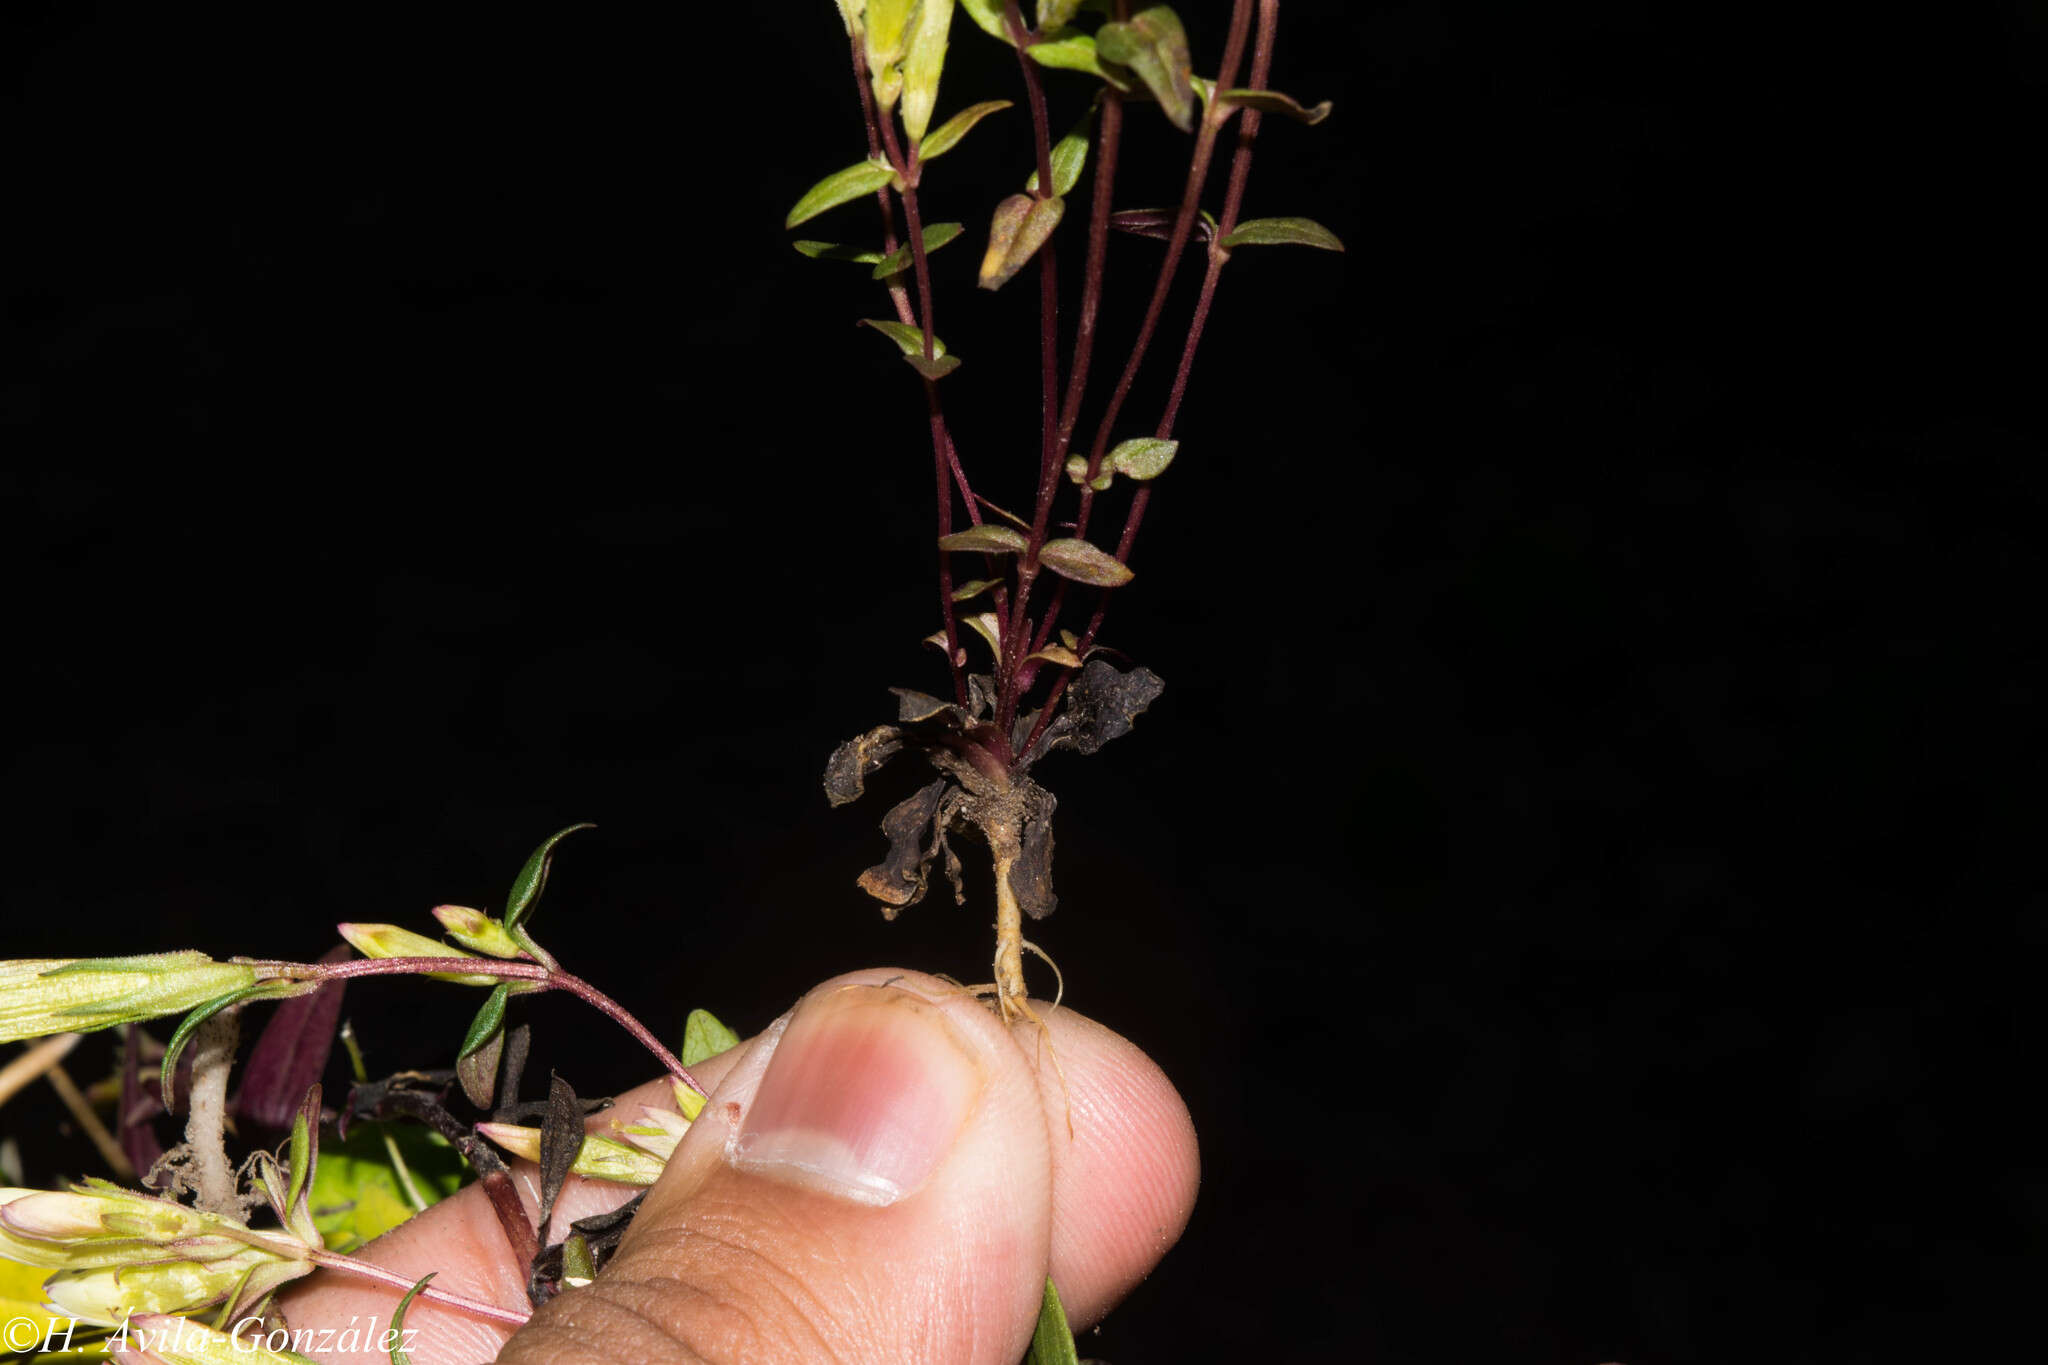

left=1220, top=216, right=1346, bottom=251
left=785, top=158, right=897, bottom=230
left=938, top=525, right=1028, bottom=554
left=1109, top=437, right=1178, bottom=480
left=918, top=99, right=1013, bottom=163
left=1038, top=537, right=1133, bottom=587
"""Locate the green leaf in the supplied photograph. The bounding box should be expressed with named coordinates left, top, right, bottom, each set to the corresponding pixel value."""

left=979, top=193, right=1065, bottom=291
left=455, top=983, right=510, bottom=1109
left=793, top=240, right=887, bottom=264
left=861, top=318, right=948, bottom=358
left=870, top=222, right=965, bottom=280
left=1027, top=114, right=1093, bottom=197
left=681, top=1008, right=742, bottom=1067
left=1220, top=216, right=1346, bottom=251
left=161, top=981, right=297, bottom=1102
left=938, top=525, right=1028, bottom=554
left=1029, top=30, right=1120, bottom=82
left=388, top=1272, right=434, bottom=1365
left=959, top=0, right=1008, bottom=40
left=917, top=99, right=1013, bottom=163
left=1109, top=436, right=1178, bottom=480
left=1063, top=454, right=1113, bottom=491
left=503, top=822, right=595, bottom=932
left=309, top=1122, right=467, bottom=1251
left=1038, top=0, right=1082, bottom=29
left=1025, top=1277, right=1082, bottom=1365
left=1218, top=87, right=1333, bottom=125
left=1096, top=6, right=1196, bottom=131
left=906, top=352, right=962, bottom=379
left=1038, top=537, right=1134, bottom=587
left=950, top=577, right=1003, bottom=602
left=785, top=158, right=897, bottom=230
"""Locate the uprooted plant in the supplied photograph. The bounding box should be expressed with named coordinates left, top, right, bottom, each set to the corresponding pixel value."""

left=0, top=3, right=1336, bottom=1361
left=808, top=0, right=1338, bottom=1027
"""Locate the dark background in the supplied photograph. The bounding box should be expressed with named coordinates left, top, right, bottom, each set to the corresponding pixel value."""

left=3, top=2, right=2040, bottom=1361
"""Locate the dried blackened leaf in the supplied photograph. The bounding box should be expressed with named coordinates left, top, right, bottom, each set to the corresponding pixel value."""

left=536, top=1072, right=581, bottom=1243
left=967, top=674, right=1000, bottom=720
left=824, top=724, right=906, bottom=806
left=1029, top=658, right=1167, bottom=763
left=1039, top=537, right=1134, bottom=587
left=892, top=689, right=962, bottom=724
left=1011, top=782, right=1059, bottom=921
left=237, top=944, right=349, bottom=1131
left=856, top=779, right=950, bottom=917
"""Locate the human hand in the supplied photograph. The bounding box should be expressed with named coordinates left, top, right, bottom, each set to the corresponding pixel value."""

left=279, top=968, right=1199, bottom=1363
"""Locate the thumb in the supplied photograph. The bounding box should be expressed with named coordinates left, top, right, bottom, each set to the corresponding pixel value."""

left=505, top=970, right=1089, bottom=1365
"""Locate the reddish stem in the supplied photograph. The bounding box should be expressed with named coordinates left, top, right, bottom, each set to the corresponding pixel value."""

left=286, top=957, right=705, bottom=1096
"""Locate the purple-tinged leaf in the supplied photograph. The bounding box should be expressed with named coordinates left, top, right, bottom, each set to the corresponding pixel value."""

left=236, top=944, right=348, bottom=1131
left=1109, top=207, right=1213, bottom=243
left=1038, top=537, right=1135, bottom=587
left=1219, top=217, right=1346, bottom=252
left=456, top=984, right=511, bottom=1109
left=120, top=1024, right=165, bottom=1184
left=1216, top=87, right=1333, bottom=125
left=1095, top=7, right=1196, bottom=131
left=979, top=194, right=1066, bottom=291
left=939, top=524, right=1028, bottom=554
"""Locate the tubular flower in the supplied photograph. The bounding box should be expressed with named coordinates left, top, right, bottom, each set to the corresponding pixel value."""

left=0, top=954, right=257, bottom=1044
left=0, top=1181, right=313, bottom=1327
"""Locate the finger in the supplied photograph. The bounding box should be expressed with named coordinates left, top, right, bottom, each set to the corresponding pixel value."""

left=282, top=969, right=1197, bottom=1363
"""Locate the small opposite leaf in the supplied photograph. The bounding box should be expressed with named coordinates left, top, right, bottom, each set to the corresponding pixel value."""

left=1038, top=537, right=1134, bottom=587
left=503, top=823, right=594, bottom=933
left=980, top=193, right=1065, bottom=291
left=861, top=318, right=948, bottom=359
left=162, top=981, right=302, bottom=1106
left=917, top=99, right=1013, bottom=162
left=1218, top=87, right=1334, bottom=125
left=938, top=524, right=1028, bottom=554
left=1220, top=216, right=1346, bottom=251
left=1037, top=0, right=1082, bottom=29
left=785, top=158, right=897, bottom=229
left=1025, top=1276, right=1082, bottom=1365
left=455, top=984, right=511, bottom=1109
left=680, top=1009, right=742, bottom=1067
left=793, top=240, right=887, bottom=264
left=1095, top=6, right=1196, bottom=131
left=951, top=578, right=1003, bottom=602
left=1109, top=437, right=1178, bottom=480
left=388, top=1272, right=434, bottom=1365
left=963, top=612, right=1003, bottom=657
left=870, top=221, right=965, bottom=279
left=1027, top=644, right=1085, bottom=668
left=1027, top=115, right=1092, bottom=197
left=1108, top=206, right=1213, bottom=242
left=1063, top=455, right=1113, bottom=491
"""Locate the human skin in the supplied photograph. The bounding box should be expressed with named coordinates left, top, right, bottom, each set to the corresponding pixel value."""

left=278, top=967, right=1201, bottom=1363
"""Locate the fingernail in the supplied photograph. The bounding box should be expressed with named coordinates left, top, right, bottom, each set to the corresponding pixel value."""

left=732, top=985, right=979, bottom=1206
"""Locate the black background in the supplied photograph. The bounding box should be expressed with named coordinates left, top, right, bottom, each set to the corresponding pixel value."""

left=3, top=3, right=2041, bottom=1361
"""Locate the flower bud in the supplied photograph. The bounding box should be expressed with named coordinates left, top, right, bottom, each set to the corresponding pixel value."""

left=335, top=923, right=499, bottom=986
left=475, top=1123, right=668, bottom=1186
left=0, top=953, right=258, bottom=1044
left=899, top=0, right=953, bottom=143
left=430, top=905, right=524, bottom=959
left=0, top=1182, right=312, bottom=1326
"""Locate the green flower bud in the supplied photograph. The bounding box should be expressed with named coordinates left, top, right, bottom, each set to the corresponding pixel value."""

left=0, top=953, right=259, bottom=1044
left=475, top=1122, right=669, bottom=1187
left=900, top=0, right=954, bottom=143
left=430, top=904, right=525, bottom=958
left=335, top=923, right=499, bottom=986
